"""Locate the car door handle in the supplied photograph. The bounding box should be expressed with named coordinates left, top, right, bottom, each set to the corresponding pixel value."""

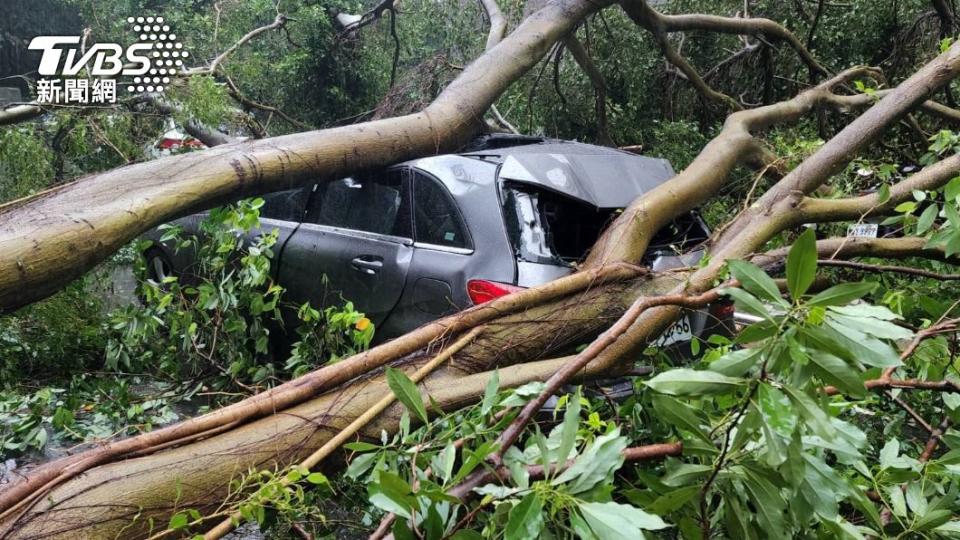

left=351, top=256, right=383, bottom=275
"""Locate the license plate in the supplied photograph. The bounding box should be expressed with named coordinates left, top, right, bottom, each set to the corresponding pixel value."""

left=655, top=315, right=693, bottom=347
left=847, top=223, right=878, bottom=238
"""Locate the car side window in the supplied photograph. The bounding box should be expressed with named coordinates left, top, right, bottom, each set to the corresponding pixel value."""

left=412, top=172, right=470, bottom=249
left=304, top=169, right=411, bottom=238
left=259, top=188, right=311, bottom=221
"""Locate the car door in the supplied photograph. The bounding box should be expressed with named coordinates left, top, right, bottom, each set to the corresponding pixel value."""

left=376, top=169, right=477, bottom=338
left=278, top=168, right=414, bottom=326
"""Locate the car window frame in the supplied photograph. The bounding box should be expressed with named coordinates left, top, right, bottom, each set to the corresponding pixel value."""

left=410, top=168, right=475, bottom=254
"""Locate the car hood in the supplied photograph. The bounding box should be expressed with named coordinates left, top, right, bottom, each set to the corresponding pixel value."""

left=489, top=144, right=676, bottom=208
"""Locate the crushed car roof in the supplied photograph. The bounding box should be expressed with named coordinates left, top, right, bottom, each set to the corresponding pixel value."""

left=464, top=141, right=676, bottom=208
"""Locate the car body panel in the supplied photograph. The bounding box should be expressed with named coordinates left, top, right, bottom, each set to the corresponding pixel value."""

left=278, top=223, right=414, bottom=326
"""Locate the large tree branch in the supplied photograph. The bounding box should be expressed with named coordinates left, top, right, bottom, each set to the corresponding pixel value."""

left=794, top=153, right=960, bottom=223
left=710, top=41, right=960, bottom=252
left=0, top=104, right=44, bottom=126
left=585, top=66, right=875, bottom=267
left=754, top=236, right=960, bottom=268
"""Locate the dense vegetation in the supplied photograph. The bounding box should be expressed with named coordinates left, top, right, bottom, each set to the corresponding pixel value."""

left=1, top=0, right=960, bottom=538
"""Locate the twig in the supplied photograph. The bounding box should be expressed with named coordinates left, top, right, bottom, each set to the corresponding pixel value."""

left=700, top=381, right=759, bottom=538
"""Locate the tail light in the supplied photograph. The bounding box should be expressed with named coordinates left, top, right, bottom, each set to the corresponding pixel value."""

left=467, top=279, right=524, bottom=304
left=707, top=300, right=737, bottom=338
left=709, top=301, right=736, bottom=320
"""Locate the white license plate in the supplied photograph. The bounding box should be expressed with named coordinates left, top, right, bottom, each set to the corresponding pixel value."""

left=655, top=315, right=693, bottom=347
left=847, top=223, right=878, bottom=238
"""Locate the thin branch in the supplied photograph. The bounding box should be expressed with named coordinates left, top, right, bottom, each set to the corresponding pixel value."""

left=816, top=259, right=960, bottom=281
left=562, top=34, right=614, bottom=145
left=185, top=13, right=289, bottom=76
left=223, top=76, right=309, bottom=130
left=621, top=0, right=741, bottom=111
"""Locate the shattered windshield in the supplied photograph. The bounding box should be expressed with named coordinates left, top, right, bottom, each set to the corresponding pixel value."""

left=501, top=182, right=711, bottom=266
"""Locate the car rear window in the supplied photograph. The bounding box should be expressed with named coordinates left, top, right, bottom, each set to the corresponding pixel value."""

left=413, top=173, right=470, bottom=249
left=501, top=182, right=709, bottom=265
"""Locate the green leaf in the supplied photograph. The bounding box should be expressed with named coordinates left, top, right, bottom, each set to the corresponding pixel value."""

left=878, top=183, right=891, bottom=203
left=895, top=201, right=918, bottom=213
left=757, top=384, right=797, bottom=438
left=648, top=485, right=700, bottom=514
left=480, top=369, right=499, bottom=416
left=652, top=395, right=712, bottom=444
left=808, top=323, right=900, bottom=368
left=946, top=202, right=960, bottom=228
left=385, top=367, right=428, bottom=424
left=662, top=463, right=713, bottom=487
left=808, top=282, right=877, bottom=307
left=368, top=471, right=416, bottom=520
left=439, top=443, right=456, bottom=484
left=743, top=469, right=787, bottom=538
left=553, top=428, right=627, bottom=494
left=505, top=493, right=544, bottom=540
left=722, top=288, right=772, bottom=319
left=878, top=439, right=917, bottom=470
left=346, top=452, right=378, bottom=480
left=728, top=260, right=787, bottom=306
left=343, top=442, right=380, bottom=452
left=169, top=512, right=189, bottom=530
left=645, top=368, right=746, bottom=396
left=808, top=351, right=865, bottom=398
left=917, top=203, right=939, bottom=234
left=906, top=481, right=928, bottom=516
left=915, top=509, right=953, bottom=532
left=888, top=485, right=908, bottom=518
left=555, top=387, right=582, bottom=475
left=578, top=501, right=669, bottom=539
left=452, top=441, right=497, bottom=484
left=782, top=385, right=836, bottom=440
left=787, top=228, right=817, bottom=299
left=946, top=176, right=960, bottom=201
left=709, top=347, right=763, bottom=377
left=826, top=313, right=913, bottom=341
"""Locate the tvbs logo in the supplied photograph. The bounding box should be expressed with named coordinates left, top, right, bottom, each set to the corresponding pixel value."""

left=29, top=17, right=187, bottom=104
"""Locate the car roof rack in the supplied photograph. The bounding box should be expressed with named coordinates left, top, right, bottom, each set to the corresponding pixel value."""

left=462, top=133, right=551, bottom=152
